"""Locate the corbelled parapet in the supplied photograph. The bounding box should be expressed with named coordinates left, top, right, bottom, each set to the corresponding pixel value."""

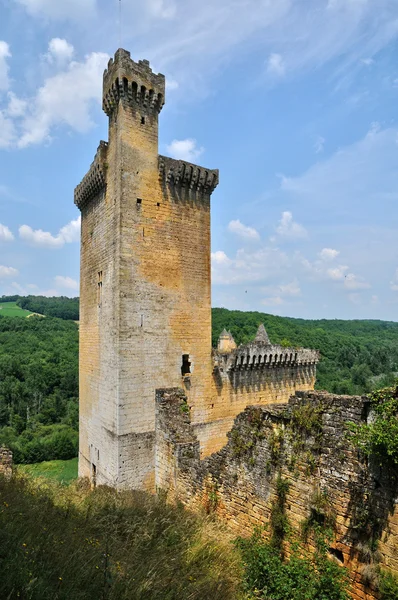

left=159, top=155, right=219, bottom=196
left=214, top=324, right=319, bottom=374
left=74, top=141, right=108, bottom=211
left=103, top=48, right=165, bottom=117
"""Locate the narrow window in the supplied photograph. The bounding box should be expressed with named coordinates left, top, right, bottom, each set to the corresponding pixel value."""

left=92, top=464, right=97, bottom=488
left=141, top=116, right=145, bottom=125
left=157, top=202, right=160, bottom=207
left=181, top=354, right=191, bottom=376
left=141, top=314, right=144, bottom=327
left=137, top=198, right=142, bottom=206
left=97, top=271, right=103, bottom=307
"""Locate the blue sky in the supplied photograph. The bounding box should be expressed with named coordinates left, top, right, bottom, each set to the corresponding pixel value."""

left=1, top=0, right=398, bottom=320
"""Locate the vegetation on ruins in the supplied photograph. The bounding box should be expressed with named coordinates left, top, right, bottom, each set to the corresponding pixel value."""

left=237, top=524, right=349, bottom=600
left=349, top=384, right=398, bottom=466
left=0, top=473, right=241, bottom=600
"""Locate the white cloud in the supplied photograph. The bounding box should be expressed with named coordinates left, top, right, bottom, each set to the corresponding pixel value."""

left=227, top=219, right=260, bottom=241
left=343, top=273, right=371, bottom=290
left=348, top=292, right=362, bottom=305
left=319, top=248, right=340, bottom=261
left=0, top=41, right=11, bottom=92
left=279, top=280, right=301, bottom=296
left=55, top=276, right=79, bottom=291
left=148, top=0, right=176, bottom=19
left=262, top=279, right=301, bottom=299
left=361, top=57, right=375, bottom=66
left=262, top=296, right=284, bottom=306
left=390, top=269, right=398, bottom=292
left=58, top=217, right=81, bottom=243
left=166, top=138, right=204, bottom=162
left=280, top=125, right=398, bottom=215
left=211, top=250, right=232, bottom=266
left=0, top=112, right=16, bottom=148
left=6, top=92, right=27, bottom=118
left=166, top=79, right=179, bottom=91
left=0, top=224, right=14, bottom=242
left=327, top=265, right=349, bottom=280
left=314, top=135, right=325, bottom=154
left=267, top=53, right=285, bottom=76
left=47, top=39, right=74, bottom=65
left=19, top=216, right=81, bottom=248
left=211, top=246, right=289, bottom=285
left=16, top=0, right=96, bottom=20
left=276, top=211, right=307, bottom=240
left=17, top=52, right=108, bottom=148
left=0, top=266, right=18, bottom=278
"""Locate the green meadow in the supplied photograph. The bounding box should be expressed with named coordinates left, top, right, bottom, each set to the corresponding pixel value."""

left=0, top=301, right=33, bottom=317
left=18, top=457, right=78, bottom=485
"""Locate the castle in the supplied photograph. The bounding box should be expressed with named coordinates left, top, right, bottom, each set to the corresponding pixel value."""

left=74, top=48, right=319, bottom=491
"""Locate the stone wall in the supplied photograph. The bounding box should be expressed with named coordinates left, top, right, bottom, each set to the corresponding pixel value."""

left=156, top=388, right=398, bottom=600
left=0, top=448, right=13, bottom=479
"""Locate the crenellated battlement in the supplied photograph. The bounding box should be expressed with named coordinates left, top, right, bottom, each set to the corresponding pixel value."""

left=103, top=49, right=165, bottom=117
left=159, top=155, right=219, bottom=196
left=214, top=324, right=319, bottom=376
left=74, top=141, right=108, bottom=210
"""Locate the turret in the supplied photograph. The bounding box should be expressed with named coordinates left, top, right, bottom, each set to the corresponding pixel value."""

left=102, top=49, right=165, bottom=119
left=217, top=329, right=237, bottom=353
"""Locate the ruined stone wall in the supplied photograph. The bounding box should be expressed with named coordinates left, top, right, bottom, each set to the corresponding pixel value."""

left=156, top=388, right=398, bottom=600
left=0, top=448, right=13, bottom=479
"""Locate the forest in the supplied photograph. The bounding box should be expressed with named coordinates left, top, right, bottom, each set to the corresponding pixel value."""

left=0, top=300, right=398, bottom=463
left=0, top=315, right=78, bottom=463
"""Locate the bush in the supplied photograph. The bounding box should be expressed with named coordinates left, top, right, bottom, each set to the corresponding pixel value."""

left=236, top=529, right=348, bottom=600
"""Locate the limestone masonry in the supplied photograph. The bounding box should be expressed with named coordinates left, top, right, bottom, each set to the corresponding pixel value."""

left=75, top=48, right=319, bottom=491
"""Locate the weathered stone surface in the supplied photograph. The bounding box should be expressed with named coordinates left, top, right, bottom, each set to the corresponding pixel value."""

left=156, top=388, right=398, bottom=600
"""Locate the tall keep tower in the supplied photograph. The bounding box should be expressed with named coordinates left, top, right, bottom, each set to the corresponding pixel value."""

left=75, top=49, right=219, bottom=490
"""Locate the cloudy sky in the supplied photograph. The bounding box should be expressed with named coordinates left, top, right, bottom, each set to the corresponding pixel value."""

left=1, top=0, right=398, bottom=319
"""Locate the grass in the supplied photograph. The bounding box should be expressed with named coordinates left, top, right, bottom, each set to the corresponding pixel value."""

left=17, top=457, right=78, bottom=484
left=0, top=301, right=33, bottom=317
left=0, top=474, right=242, bottom=599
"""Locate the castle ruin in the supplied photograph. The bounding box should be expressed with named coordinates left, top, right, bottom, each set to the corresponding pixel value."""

left=75, top=49, right=319, bottom=492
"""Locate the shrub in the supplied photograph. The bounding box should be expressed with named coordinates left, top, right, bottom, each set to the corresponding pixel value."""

left=236, top=529, right=348, bottom=600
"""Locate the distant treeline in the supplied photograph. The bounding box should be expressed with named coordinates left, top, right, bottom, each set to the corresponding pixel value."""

left=0, top=316, right=78, bottom=463
left=213, top=308, right=398, bottom=395
left=1, top=300, right=398, bottom=463
left=1, top=295, right=79, bottom=321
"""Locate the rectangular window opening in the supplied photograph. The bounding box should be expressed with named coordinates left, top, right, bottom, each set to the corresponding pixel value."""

left=92, top=463, right=97, bottom=488
left=157, top=202, right=160, bottom=207
left=181, top=354, right=191, bottom=376
left=97, top=271, right=103, bottom=307
left=137, top=198, right=142, bottom=205
left=141, top=116, right=145, bottom=125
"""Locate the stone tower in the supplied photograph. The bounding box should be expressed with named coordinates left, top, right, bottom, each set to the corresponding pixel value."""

left=75, top=49, right=219, bottom=490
